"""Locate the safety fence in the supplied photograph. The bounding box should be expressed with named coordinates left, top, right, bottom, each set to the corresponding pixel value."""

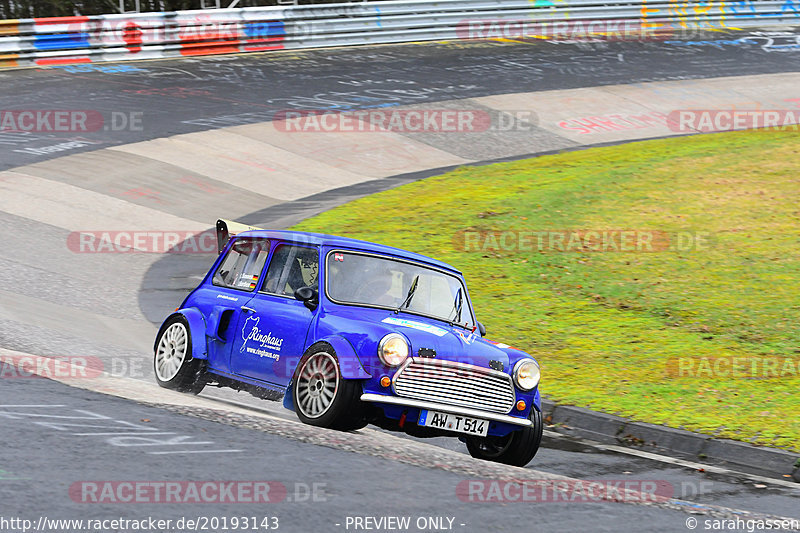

left=1, top=0, right=799, bottom=68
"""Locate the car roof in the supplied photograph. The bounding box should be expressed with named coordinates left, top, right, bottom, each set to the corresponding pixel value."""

left=236, top=229, right=462, bottom=275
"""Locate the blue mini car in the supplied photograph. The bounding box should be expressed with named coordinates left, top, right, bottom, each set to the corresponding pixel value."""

left=154, top=220, right=543, bottom=466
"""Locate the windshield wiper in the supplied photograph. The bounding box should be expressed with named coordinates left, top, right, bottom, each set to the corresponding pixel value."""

left=449, top=288, right=462, bottom=324
left=394, top=275, right=419, bottom=314
left=446, top=288, right=470, bottom=328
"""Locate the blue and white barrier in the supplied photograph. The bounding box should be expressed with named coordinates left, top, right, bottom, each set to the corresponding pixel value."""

left=1, top=0, right=799, bottom=68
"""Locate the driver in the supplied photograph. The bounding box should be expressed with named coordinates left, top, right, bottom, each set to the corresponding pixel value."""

left=355, top=265, right=396, bottom=306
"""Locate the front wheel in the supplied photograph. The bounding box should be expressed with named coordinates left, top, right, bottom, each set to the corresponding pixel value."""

left=293, top=343, right=366, bottom=431
left=154, top=315, right=206, bottom=394
left=465, top=408, right=543, bottom=467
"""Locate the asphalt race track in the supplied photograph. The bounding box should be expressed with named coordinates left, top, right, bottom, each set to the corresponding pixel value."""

left=2, top=363, right=800, bottom=533
left=2, top=31, right=800, bottom=171
left=1, top=28, right=800, bottom=532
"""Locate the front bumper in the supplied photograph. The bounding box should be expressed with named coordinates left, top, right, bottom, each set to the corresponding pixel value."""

left=360, top=393, right=532, bottom=427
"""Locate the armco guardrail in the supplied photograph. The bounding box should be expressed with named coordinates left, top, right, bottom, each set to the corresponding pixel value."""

left=1, top=0, right=799, bottom=68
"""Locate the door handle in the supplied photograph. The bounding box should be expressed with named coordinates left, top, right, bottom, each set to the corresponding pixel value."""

left=241, top=306, right=255, bottom=313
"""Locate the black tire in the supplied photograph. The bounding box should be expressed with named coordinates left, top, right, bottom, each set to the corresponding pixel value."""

left=292, top=342, right=366, bottom=431
left=465, top=408, right=543, bottom=467
left=153, top=315, right=206, bottom=394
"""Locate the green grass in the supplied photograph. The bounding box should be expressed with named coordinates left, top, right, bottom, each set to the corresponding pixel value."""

left=293, top=129, right=800, bottom=451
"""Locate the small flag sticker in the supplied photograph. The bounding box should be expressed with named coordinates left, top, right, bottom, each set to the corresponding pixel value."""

left=334, top=253, right=344, bottom=262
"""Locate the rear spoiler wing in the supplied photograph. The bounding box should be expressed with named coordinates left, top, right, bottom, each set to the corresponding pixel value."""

left=215, top=219, right=263, bottom=254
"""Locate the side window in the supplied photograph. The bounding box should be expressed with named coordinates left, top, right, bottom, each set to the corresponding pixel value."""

left=212, top=238, right=270, bottom=292
left=262, top=244, right=319, bottom=296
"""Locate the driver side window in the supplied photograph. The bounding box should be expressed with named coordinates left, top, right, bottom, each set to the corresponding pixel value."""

left=212, top=238, right=270, bottom=292
left=262, top=244, right=319, bottom=296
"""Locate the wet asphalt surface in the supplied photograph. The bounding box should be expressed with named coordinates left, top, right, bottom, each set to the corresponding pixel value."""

left=2, top=28, right=800, bottom=533
left=1, top=366, right=799, bottom=533
left=3, top=29, right=800, bottom=172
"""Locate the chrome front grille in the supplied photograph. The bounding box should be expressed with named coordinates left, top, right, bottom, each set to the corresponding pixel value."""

left=392, top=358, right=516, bottom=414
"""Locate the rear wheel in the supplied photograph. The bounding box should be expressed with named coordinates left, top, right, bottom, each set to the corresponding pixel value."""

left=293, top=343, right=366, bottom=431
left=154, top=316, right=206, bottom=394
left=465, top=408, right=543, bottom=467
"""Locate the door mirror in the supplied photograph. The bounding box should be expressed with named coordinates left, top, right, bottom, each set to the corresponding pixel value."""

left=477, top=321, right=486, bottom=336
left=294, top=286, right=318, bottom=310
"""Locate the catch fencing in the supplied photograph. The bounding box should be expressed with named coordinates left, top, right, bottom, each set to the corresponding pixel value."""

left=1, top=0, right=799, bottom=68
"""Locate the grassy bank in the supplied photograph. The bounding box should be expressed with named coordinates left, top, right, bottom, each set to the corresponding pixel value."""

left=293, top=129, right=800, bottom=451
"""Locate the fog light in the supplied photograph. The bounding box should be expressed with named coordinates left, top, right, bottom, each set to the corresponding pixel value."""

left=516, top=400, right=526, bottom=411
left=380, top=376, right=391, bottom=388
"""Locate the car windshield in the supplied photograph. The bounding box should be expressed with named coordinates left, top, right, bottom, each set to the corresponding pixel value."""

left=326, top=251, right=474, bottom=329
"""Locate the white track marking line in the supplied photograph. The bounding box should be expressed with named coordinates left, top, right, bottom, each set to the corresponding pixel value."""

left=3, top=350, right=798, bottom=523
left=148, top=450, right=243, bottom=455
left=0, top=404, right=66, bottom=407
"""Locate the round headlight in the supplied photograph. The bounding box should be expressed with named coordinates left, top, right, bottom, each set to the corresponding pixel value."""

left=378, top=334, right=409, bottom=367
left=513, top=359, right=540, bottom=391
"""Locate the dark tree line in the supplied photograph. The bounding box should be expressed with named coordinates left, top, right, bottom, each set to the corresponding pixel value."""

left=1, top=0, right=355, bottom=18
left=2, top=0, right=115, bottom=18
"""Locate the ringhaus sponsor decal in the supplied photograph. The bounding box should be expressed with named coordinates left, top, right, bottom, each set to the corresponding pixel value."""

left=240, top=316, right=283, bottom=361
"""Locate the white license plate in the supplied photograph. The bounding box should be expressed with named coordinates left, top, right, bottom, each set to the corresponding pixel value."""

left=419, top=409, right=489, bottom=437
